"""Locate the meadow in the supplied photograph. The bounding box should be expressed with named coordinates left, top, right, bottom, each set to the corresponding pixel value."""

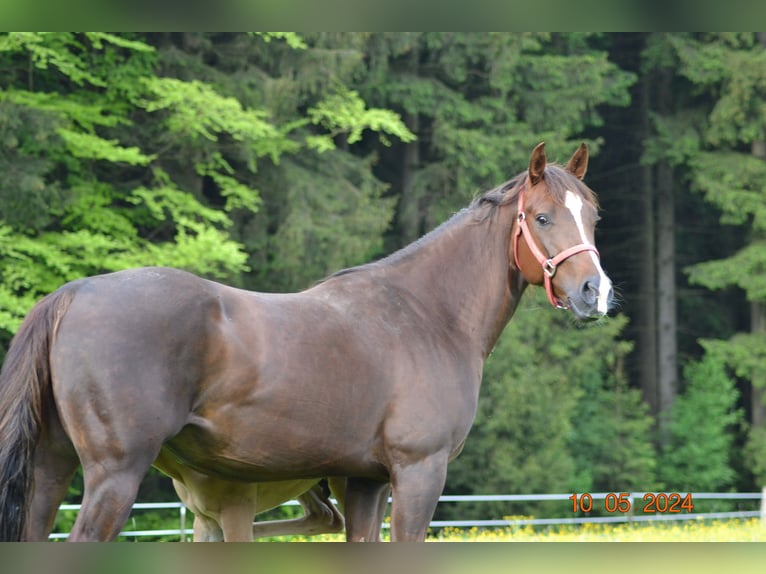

left=430, top=519, right=766, bottom=542
left=266, top=518, right=766, bottom=542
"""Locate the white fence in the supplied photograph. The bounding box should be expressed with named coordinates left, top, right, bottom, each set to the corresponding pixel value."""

left=49, top=490, right=766, bottom=541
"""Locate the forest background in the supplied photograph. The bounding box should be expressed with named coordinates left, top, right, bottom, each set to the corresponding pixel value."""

left=0, top=32, right=764, bottom=525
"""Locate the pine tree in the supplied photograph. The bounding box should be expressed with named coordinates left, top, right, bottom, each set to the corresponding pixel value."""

left=677, top=33, right=766, bottom=484
left=659, top=354, right=742, bottom=491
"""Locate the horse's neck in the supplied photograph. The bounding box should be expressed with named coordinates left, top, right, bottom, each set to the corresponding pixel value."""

left=384, top=208, right=526, bottom=358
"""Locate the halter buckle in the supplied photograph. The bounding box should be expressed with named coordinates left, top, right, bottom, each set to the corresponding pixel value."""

left=543, top=259, right=557, bottom=278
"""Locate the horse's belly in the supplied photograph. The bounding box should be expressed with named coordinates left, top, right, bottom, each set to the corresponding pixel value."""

left=165, top=408, right=388, bottom=482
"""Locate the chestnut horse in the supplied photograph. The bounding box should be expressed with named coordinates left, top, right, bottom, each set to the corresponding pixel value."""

left=0, top=143, right=612, bottom=542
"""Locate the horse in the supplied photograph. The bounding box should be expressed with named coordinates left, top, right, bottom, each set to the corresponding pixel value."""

left=0, top=142, right=613, bottom=542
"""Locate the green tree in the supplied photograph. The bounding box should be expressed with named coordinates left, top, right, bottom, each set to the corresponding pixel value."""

left=570, top=355, right=658, bottom=494
left=0, top=33, right=259, bottom=336
left=675, top=33, right=766, bottom=484
left=151, top=32, right=414, bottom=292
left=358, top=33, right=635, bottom=250
left=659, top=354, right=743, bottom=491
left=0, top=32, right=414, bottom=341
left=589, top=35, right=751, bottom=460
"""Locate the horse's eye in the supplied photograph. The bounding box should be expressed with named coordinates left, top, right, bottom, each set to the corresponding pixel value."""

left=535, top=214, right=550, bottom=226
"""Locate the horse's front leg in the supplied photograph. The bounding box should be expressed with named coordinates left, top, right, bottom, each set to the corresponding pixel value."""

left=388, top=453, right=449, bottom=542
left=343, top=477, right=390, bottom=541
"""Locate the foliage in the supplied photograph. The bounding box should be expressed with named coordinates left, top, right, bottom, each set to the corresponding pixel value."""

left=0, top=33, right=248, bottom=335
left=0, top=32, right=412, bottom=339
left=669, top=33, right=766, bottom=490
left=685, top=150, right=766, bottom=300
left=658, top=354, right=743, bottom=491
left=252, top=151, right=395, bottom=290
left=743, top=426, right=766, bottom=486
left=675, top=34, right=766, bottom=303
left=702, top=335, right=766, bottom=486
left=358, top=33, right=636, bottom=239
left=306, top=88, right=416, bottom=149
left=569, top=356, right=658, bottom=493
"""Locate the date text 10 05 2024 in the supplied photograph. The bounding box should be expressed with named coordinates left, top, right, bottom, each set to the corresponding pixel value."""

left=568, top=492, right=694, bottom=514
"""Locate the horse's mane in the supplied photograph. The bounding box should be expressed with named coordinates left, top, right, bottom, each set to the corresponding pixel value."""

left=319, top=164, right=598, bottom=284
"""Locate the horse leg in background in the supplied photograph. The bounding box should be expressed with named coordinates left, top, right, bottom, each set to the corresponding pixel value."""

left=371, top=483, right=391, bottom=540
left=162, top=456, right=254, bottom=542
left=217, top=494, right=259, bottom=542
left=343, top=477, right=391, bottom=542
left=171, top=478, right=224, bottom=542
left=193, top=515, right=224, bottom=542
left=250, top=483, right=344, bottom=539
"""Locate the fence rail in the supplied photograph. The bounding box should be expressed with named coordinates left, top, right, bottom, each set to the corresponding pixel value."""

left=50, top=490, right=766, bottom=541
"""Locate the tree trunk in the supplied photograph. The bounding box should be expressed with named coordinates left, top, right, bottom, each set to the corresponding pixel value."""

left=751, top=133, right=766, bottom=428
left=638, top=68, right=659, bottom=416
left=750, top=31, right=766, bottom=429
left=751, top=301, right=766, bottom=427
left=656, top=159, right=677, bottom=437
left=655, top=63, right=677, bottom=444
left=396, top=111, right=421, bottom=244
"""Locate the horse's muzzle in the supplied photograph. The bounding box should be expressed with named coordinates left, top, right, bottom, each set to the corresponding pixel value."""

left=569, top=274, right=614, bottom=321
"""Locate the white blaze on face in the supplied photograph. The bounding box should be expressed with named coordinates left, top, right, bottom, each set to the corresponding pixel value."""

left=564, top=190, right=612, bottom=314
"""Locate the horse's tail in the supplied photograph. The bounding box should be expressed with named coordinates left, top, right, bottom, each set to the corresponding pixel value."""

left=0, top=286, right=77, bottom=541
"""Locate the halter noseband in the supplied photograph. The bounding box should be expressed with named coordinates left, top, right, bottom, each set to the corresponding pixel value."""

left=513, top=181, right=600, bottom=309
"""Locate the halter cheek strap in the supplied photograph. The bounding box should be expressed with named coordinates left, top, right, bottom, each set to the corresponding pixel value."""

left=513, top=182, right=600, bottom=309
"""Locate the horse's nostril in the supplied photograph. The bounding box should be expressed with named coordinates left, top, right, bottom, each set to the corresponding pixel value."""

left=581, top=279, right=598, bottom=306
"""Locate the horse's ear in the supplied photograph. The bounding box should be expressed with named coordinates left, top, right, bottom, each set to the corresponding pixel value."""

left=528, top=142, right=546, bottom=185
left=566, top=142, right=588, bottom=180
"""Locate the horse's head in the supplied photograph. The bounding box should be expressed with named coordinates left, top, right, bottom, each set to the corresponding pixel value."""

left=512, top=142, right=613, bottom=321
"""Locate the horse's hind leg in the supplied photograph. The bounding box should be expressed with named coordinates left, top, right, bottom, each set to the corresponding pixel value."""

left=249, top=483, right=345, bottom=539
left=51, top=360, right=188, bottom=540
left=291, top=483, right=345, bottom=536
left=61, top=394, right=169, bottom=541
left=67, top=452, right=157, bottom=541
left=23, top=429, right=79, bottom=541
